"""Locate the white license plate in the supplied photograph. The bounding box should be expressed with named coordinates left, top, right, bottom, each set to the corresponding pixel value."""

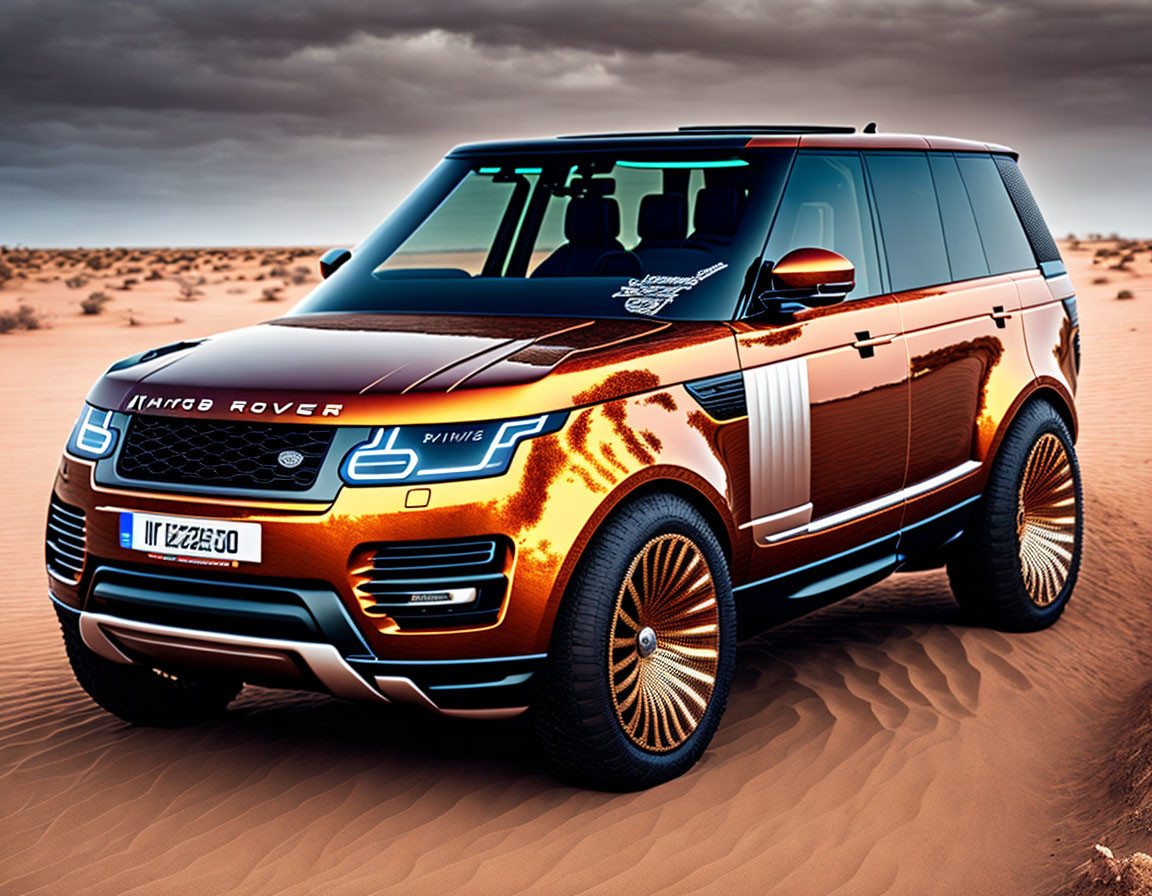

left=119, top=512, right=262, bottom=563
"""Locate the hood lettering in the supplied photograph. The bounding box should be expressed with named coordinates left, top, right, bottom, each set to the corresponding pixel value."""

left=124, top=394, right=341, bottom=417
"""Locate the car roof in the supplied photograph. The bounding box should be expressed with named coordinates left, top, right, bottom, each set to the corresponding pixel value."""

left=447, top=125, right=1017, bottom=159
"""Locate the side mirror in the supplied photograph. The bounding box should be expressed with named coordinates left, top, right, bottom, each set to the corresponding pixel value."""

left=758, top=247, right=855, bottom=310
left=319, top=248, right=352, bottom=279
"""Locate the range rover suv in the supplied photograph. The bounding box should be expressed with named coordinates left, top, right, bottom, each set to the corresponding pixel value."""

left=47, top=124, right=1082, bottom=790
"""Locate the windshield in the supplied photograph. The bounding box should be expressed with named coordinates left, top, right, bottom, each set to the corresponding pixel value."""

left=292, top=149, right=793, bottom=321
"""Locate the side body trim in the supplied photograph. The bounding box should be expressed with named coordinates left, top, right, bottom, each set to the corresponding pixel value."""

left=743, top=358, right=812, bottom=544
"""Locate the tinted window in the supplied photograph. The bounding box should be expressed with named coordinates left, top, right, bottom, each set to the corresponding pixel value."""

left=865, top=152, right=951, bottom=292
left=956, top=154, right=1036, bottom=274
left=928, top=153, right=989, bottom=281
left=764, top=152, right=881, bottom=299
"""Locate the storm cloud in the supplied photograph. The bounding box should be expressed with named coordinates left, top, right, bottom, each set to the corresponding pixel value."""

left=2, top=0, right=1149, bottom=245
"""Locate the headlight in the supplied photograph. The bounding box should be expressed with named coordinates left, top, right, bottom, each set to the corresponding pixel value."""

left=66, top=404, right=119, bottom=459
left=340, top=412, right=567, bottom=486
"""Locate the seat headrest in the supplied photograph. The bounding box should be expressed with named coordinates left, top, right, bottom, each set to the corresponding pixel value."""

left=565, top=197, right=620, bottom=245
left=638, top=194, right=688, bottom=244
left=692, top=186, right=745, bottom=241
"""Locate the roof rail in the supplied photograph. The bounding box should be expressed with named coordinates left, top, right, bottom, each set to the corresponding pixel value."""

left=678, top=124, right=856, bottom=135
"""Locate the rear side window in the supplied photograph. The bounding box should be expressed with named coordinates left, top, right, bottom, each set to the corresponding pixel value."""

left=955, top=154, right=1036, bottom=275
left=764, top=152, right=882, bottom=299
left=993, top=155, right=1061, bottom=264
left=928, top=153, right=989, bottom=281
left=864, top=152, right=951, bottom=292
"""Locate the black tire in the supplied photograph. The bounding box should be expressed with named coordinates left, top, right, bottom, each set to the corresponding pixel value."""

left=58, top=611, right=242, bottom=727
left=532, top=492, right=737, bottom=791
left=947, top=399, right=1083, bottom=631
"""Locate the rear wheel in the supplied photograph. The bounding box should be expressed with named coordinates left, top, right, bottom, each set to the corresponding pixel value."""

left=533, top=492, right=736, bottom=790
left=947, top=400, right=1082, bottom=631
left=59, top=611, right=242, bottom=727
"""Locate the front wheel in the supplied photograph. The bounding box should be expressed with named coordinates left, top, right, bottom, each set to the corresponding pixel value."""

left=533, top=492, right=736, bottom=790
left=947, top=399, right=1083, bottom=631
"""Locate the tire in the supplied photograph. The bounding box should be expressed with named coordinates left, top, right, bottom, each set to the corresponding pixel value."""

left=58, top=610, right=242, bottom=727
left=533, top=492, right=737, bottom=791
left=947, top=399, right=1083, bottom=631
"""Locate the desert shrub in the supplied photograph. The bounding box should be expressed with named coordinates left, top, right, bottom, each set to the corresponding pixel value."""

left=261, top=286, right=284, bottom=301
left=145, top=268, right=163, bottom=280
left=80, top=292, right=112, bottom=314
left=290, top=265, right=312, bottom=285
left=225, top=286, right=246, bottom=295
left=1117, top=289, right=1135, bottom=300
left=0, top=259, right=13, bottom=287
left=175, top=276, right=204, bottom=301
left=1092, top=277, right=1109, bottom=285
left=0, top=304, right=44, bottom=332
left=64, top=274, right=88, bottom=289
left=118, top=278, right=137, bottom=290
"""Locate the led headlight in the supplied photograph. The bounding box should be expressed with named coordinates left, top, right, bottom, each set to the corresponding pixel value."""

left=340, top=412, right=567, bottom=486
left=66, top=404, right=119, bottom=459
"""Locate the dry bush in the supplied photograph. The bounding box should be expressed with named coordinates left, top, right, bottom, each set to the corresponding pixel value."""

left=175, top=276, right=204, bottom=301
left=0, top=259, right=14, bottom=287
left=1117, top=289, right=1135, bottom=300
left=145, top=268, right=164, bottom=281
left=1092, top=277, right=1109, bottom=285
left=117, top=278, right=137, bottom=290
left=80, top=292, right=112, bottom=315
left=64, top=274, right=88, bottom=289
left=261, top=286, right=284, bottom=301
left=225, top=286, right=246, bottom=295
left=290, top=265, right=312, bottom=285
left=0, top=304, right=44, bottom=333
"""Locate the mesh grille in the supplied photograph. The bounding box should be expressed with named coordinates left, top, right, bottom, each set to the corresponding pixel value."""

left=685, top=372, right=747, bottom=420
left=116, top=415, right=335, bottom=491
left=994, top=155, right=1061, bottom=264
left=46, top=495, right=86, bottom=582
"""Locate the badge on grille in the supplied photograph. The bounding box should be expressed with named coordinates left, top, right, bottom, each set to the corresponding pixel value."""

left=277, top=450, right=304, bottom=469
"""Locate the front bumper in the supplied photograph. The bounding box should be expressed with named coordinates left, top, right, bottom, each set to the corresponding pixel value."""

left=54, top=595, right=541, bottom=716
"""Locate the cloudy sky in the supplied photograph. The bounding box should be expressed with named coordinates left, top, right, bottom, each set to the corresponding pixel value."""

left=2, top=0, right=1149, bottom=247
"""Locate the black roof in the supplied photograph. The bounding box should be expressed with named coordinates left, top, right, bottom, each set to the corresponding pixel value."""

left=447, top=124, right=857, bottom=157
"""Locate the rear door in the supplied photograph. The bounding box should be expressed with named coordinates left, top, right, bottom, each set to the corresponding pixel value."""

left=865, top=151, right=1032, bottom=551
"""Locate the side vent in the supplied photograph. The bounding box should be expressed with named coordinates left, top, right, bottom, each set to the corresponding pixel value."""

left=46, top=495, right=87, bottom=583
left=685, top=372, right=748, bottom=420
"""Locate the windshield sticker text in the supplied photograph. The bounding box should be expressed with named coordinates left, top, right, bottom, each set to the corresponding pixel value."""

left=615, top=263, right=728, bottom=316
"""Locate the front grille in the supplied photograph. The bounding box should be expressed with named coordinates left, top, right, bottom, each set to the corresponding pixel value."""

left=352, top=537, right=508, bottom=630
left=116, top=415, right=335, bottom=491
left=46, top=495, right=86, bottom=582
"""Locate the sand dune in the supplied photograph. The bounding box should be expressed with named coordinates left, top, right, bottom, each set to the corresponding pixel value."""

left=0, top=241, right=1150, bottom=895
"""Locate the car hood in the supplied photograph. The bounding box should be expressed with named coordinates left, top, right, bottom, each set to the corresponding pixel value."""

left=89, top=313, right=739, bottom=425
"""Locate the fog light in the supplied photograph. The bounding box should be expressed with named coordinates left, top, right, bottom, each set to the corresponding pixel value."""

left=372, top=587, right=478, bottom=608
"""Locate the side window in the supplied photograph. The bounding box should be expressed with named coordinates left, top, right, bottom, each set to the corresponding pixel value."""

left=764, top=152, right=881, bottom=299
left=955, top=154, right=1036, bottom=274
left=928, top=153, right=989, bottom=281
left=864, top=152, right=951, bottom=292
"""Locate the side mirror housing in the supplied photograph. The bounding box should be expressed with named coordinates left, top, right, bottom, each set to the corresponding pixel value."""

left=757, top=247, right=855, bottom=311
left=319, top=248, right=352, bottom=279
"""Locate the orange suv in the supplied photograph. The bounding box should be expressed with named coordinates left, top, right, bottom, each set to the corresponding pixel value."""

left=47, top=124, right=1081, bottom=789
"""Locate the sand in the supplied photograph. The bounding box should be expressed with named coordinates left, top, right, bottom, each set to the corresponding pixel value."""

left=0, top=240, right=1150, bottom=895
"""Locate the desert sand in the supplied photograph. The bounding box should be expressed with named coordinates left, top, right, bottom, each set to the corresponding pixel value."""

left=1, top=240, right=1150, bottom=895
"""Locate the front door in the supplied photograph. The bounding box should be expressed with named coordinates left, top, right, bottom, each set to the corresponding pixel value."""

left=733, top=152, right=910, bottom=589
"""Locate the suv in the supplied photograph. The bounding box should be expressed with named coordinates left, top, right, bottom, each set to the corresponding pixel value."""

left=48, top=125, right=1082, bottom=790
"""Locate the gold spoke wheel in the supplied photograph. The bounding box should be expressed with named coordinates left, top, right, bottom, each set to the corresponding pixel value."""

left=1017, top=433, right=1078, bottom=607
left=608, top=534, right=720, bottom=753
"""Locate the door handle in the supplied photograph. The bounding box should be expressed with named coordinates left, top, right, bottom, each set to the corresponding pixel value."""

left=990, top=306, right=1013, bottom=328
left=852, top=331, right=896, bottom=358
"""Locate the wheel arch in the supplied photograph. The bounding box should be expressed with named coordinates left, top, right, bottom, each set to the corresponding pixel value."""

left=988, top=378, right=1078, bottom=464
left=537, top=467, right=738, bottom=643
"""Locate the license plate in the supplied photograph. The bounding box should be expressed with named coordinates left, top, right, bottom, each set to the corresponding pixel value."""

left=119, top=512, right=262, bottom=563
